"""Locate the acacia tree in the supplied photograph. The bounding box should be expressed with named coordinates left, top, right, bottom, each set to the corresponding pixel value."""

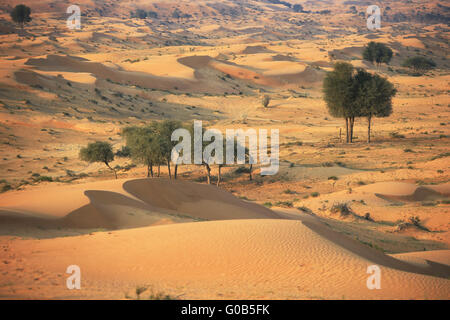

left=123, top=121, right=183, bottom=179
left=10, top=5, right=32, bottom=29
left=158, top=120, right=183, bottom=179
left=79, top=141, right=117, bottom=179
left=323, top=62, right=358, bottom=143
left=122, top=125, right=160, bottom=178
left=216, top=139, right=250, bottom=186
left=363, top=42, right=393, bottom=66
left=353, top=70, right=396, bottom=143
left=402, top=56, right=436, bottom=74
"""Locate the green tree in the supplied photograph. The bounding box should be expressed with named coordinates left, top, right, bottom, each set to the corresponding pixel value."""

left=353, top=70, right=397, bottom=143
left=402, top=56, right=436, bottom=74
left=363, top=42, right=393, bottom=66
left=122, top=125, right=159, bottom=178
left=323, top=62, right=358, bottom=143
left=157, top=120, right=183, bottom=180
left=10, top=4, right=32, bottom=28
left=79, top=141, right=117, bottom=179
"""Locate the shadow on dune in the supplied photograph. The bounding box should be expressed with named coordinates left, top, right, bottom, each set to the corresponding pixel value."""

left=0, top=179, right=280, bottom=238
left=276, top=210, right=450, bottom=279
left=1, top=178, right=449, bottom=280
left=0, top=188, right=196, bottom=238
left=123, top=178, right=282, bottom=221
left=375, top=186, right=449, bottom=203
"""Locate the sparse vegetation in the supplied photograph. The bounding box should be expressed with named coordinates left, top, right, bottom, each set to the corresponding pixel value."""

left=262, top=95, right=270, bottom=108
left=362, top=42, right=393, bottom=66
left=79, top=141, right=117, bottom=179
left=330, top=202, right=352, bottom=216
left=10, top=4, right=32, bottom=28
left=402, top=56, right=436, bottom=74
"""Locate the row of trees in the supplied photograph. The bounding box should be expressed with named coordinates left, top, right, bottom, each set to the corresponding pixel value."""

left=80, top=120, right=253, bottom=184
left=363, top=42, right=436, bottom=75
left=323, top=62, right=397, bottom=143
left=122, top=120, right=180, bottom=179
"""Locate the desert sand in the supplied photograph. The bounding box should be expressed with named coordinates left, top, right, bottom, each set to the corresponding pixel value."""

left=0, top=178, right=449, bottom=300
left=0, top=0, right=449, bottom=300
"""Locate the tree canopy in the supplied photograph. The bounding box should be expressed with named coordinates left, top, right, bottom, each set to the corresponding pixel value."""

left=362, top=42, right=393, bottom=66
left=123, top=120, right=183, bottom=179
left=79, top=141, right=117, bottom=178
left=352, top=69, right=397, bottom=142
left=323, top=62, right=396, bottom=143
left=402, top=56, right=436, bottom=74
left=10, top=4, right=32, bottom=28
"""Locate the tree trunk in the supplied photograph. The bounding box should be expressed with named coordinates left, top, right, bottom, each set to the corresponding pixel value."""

left=157, top=165, right=160, bottom=177
left=349, top=117, right=355, bottom=143
left=105, top=162, right=117, bottom=179
left=367, top=115, right=372, bottom=144
left=249, top=164, right=253, bottom=181
left=167, top=159, right=171, bottom=179
left=174, top=164, right=178, bottom=180
left=345, top=118, right=349, bottom=143
left=217, top=165, right=222, bottom=186
left=204, top=163, right=211, bottom=185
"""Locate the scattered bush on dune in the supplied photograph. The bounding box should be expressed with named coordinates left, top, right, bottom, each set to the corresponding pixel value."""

left=262, top=95, right=270, bottom=108
left=330, top=202, right=352, bottom=216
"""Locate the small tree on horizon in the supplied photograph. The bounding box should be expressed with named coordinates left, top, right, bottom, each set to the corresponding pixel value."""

left=79, top=141, right=117, bottom=179
left=10, top=4, right=32, bottom=29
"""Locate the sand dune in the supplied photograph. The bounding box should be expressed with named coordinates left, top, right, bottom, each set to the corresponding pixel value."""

left=1, top=218, right=449, bottom=299
left=0, top=179, right=449, bottom=299
left=359, top=182, right=450, bottom=203
left=0, top=178, right=280, bottom=235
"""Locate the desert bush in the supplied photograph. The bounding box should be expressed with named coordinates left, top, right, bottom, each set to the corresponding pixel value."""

left=297, top=206, right=313, bottom=214
left=262, top=95, right=270, bottom=108
left=34, top=176, right=53, bottom=182
left=390, top=132, right=405, bottom=139
left=330, top=202, right=351, bottom=216
left=402, top=56, right=436, bottom=74
left=1, top=184, right=12, bottom=193
left=234, top=166, right=251, bottom=174
left=275, top=201, right=294, bottom=208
